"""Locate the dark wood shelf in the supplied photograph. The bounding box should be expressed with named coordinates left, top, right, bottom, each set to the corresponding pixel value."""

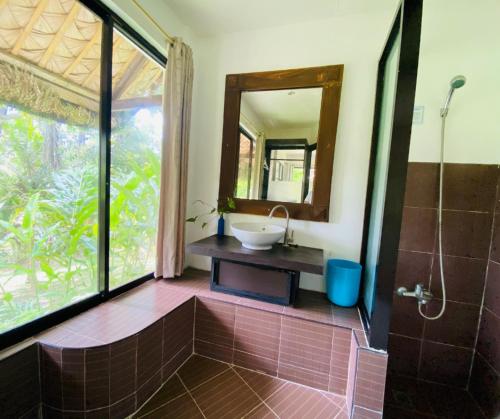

left=187, top=235, right=324, bottom=275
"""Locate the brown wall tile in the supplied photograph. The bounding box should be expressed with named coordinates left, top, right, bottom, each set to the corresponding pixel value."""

left=352, top=405, right=383, bottom=419
left=469, top=354, right=500, bottom=418
left=389, top=295, right=424, bottom=338
left=40, top=346, right=62, bottom=409
left=329, top=327, right=351, bottom=395
left=395, top=250, right=433, bottom=289
left=279, top=317, right=333, bottom=374
left=194, top=338, right=233, bottom=363
left=85, top=346, right=110, bottom=410
left=399, top=207, right=437, bottom=253
left=484, top=260, right=500, bottom=317
left=277, top=362, right=330, bottom=391
left=110, top=335, right=136, bottom=404
left=491, top=214, right=500, bottom=263
left=61, top=349, right=85, bottom=411
left=423, top=300, right=480, bottom=347
left=0, top=344, right=40, bottom=418
left=441, top=210, right=492, bottom=259
left=233, top=306, right=281, bottom=362
left=137, top=320, right=162, bottom=389
left=195, top=297, right=235, bottom=348
left=476, top=308, right=500, bottom=373
left=404, top=163, right=439, bottom=208
left=429, top=256, right=486, bottom=304
left=163, top=299, right=194, bottom=365
left=442, top=164, right=498, bottom=212
left=353, top=349, right=387, bottom=412
left=387, top=334, right=420, bottom=377
left=419, top=341, right=472, bottom=387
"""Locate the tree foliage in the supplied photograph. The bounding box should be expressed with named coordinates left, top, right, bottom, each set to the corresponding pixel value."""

left=0, top=105, right=161, bottom=332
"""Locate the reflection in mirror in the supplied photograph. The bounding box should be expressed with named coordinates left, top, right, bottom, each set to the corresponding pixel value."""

left=235, top=88, right=322, bottom=203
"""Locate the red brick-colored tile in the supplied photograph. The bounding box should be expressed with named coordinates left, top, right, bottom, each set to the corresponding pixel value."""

left=178, top=354, right=229, bottom=391
left=352, top=405, right=383, bottom=419
left=137, top=320, right=163, bottom=388
left=234, top=366, right=285, bottom=401
left=266, top=381, right=341, bottom=418
left=110, top=335, right=136, bottom=404
left=190, top=369, right=261, bottom=419
left=137, top=393, right=204, bottom=419
left=163, top=299, right=194, bottom=365
left=279, top=317, right=333, bottom=374
left=194, top=338, right=233, bottom=363
left=353, top=350, right=387, bottom=412
left=61, top=349, right=85, bottom=411
left=399, top=207, right=437, bottom=253
left=329, top=327, right=351, bottom=395
left=195, top=298, right=235, bottom=347
left=85, top=346, right=110, bottom=410
left=484, top=260, right=500, bottom=317
left=234, top=350, right=278, bottom=376
left=234, top=306, right=281, bottom=362
left=277, top=362, right=330, bottom=391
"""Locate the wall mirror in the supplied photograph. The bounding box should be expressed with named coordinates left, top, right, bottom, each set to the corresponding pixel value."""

left=219, top=65, right=343, bottom=221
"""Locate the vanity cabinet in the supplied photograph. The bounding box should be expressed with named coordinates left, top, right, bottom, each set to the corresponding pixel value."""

left=188, top=235, right=323, bottom=305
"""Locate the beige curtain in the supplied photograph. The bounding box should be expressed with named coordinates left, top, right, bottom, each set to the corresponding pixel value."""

left=155, top=39, right=193, bottom=278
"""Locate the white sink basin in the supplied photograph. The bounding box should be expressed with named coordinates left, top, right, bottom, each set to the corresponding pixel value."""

left=231, top=222, right=285, bottom=250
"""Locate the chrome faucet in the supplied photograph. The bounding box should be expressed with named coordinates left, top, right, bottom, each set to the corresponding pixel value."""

left=397, top=283, right=433, bottom=305
left=269, top=205, right=291, bottom=247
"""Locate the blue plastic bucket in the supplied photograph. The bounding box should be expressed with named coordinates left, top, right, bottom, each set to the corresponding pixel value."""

left=326, top=259, right=362, bottom=307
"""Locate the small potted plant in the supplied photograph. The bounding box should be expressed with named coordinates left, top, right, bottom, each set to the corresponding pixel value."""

left=186, top=197, right=236, bottom=237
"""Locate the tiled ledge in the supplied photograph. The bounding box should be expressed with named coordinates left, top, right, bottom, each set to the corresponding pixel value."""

left=1, top=268, right=373, bottom=418
left=36, top=268, right=364, bottom=348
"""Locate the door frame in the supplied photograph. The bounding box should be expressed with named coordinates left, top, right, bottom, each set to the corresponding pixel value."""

left=359, top=0, right=423, bottom=350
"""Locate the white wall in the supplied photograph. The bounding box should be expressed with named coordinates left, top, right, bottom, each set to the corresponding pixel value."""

left=185, top=11, right=395, bottom=291
left=409, top=0, right=500, bottom=164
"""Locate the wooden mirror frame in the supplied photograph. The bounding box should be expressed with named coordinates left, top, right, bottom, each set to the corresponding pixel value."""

left=218, top=65, right=343, bottom=222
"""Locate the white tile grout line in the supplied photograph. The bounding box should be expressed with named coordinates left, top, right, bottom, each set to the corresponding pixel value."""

left=177, top=372, right=207, bottom=419
left=318, top=392, right=347, bottom=418
left=467, top=205, right=498, bottom=390
left=276, top=312, right=284, bottom=376
left=231, top=365, right=280, bottom=418
left=131, top=342, right=193, bottom=417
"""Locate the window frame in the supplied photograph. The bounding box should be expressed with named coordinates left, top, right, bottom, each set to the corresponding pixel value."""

left=236, top=126, right=255, bottom=199
left=0, top=0, right=167, bottom=350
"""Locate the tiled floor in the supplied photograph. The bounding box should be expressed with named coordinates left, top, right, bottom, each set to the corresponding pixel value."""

left=36, top=268, right=363, bottom=349
left=133, top=354, right=348, bottom=419
left=384, top=374, right=486, bottom=418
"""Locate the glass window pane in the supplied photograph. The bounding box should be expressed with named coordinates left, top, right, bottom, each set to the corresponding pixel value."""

left=236, top=132, right=254, bottom=199
left=109, top=29, right=163, bottom=289
left=0, top=1, right=101, bottom=332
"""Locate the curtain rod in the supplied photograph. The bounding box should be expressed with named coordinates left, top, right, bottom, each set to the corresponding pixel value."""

left=131, top=0, right=175, bottom=47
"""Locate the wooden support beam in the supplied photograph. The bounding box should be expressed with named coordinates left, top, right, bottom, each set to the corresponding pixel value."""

left=82, top=62, right=100, bottom=88
left=63, top=25, right=101, bottom=78
left=39, top=2, right=80, bottom=68
left=12, top=0, right=49, bottom=55
left=112, top=95, right=162, bottom=111
left=112, top=53, right=147, bottom=100
left=120, top=60, right=153, bottom=99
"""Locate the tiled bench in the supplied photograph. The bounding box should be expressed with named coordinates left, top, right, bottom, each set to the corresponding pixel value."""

left=0, top=268, right=388, bottom=418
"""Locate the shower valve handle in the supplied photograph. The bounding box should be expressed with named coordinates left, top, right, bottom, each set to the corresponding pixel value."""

left=397, top=283, right=433, bottom=305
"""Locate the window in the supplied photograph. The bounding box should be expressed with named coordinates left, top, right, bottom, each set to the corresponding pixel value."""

left=0, top=0, right=166, bottom=343
left=235, top=128, right=255, bottom=199
left=110, top=30, right=163, bottom=289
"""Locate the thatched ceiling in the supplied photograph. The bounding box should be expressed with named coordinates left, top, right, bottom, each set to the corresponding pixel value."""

left=0, top=0, right=163, bottom=118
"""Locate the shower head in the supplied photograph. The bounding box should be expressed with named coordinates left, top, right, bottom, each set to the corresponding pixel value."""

left=450, top=75, right=466, bottom=89
left=441, top=75, right=466, bottom=117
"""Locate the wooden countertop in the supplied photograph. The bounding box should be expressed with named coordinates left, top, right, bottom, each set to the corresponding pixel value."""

left=187, top=235, right=324, bottom=275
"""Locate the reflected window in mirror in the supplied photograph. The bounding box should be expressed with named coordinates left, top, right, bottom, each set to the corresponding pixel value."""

left=237, top=88, right=322, bottom=204
left=236, top=127, right=256, bottom=199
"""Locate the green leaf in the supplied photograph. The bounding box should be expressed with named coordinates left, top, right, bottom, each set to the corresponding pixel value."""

left=186, top=216, right=198, bottom=223
left=3, top=292, right=13, bottom=303
left=202, top=222, right=208, bottom=229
